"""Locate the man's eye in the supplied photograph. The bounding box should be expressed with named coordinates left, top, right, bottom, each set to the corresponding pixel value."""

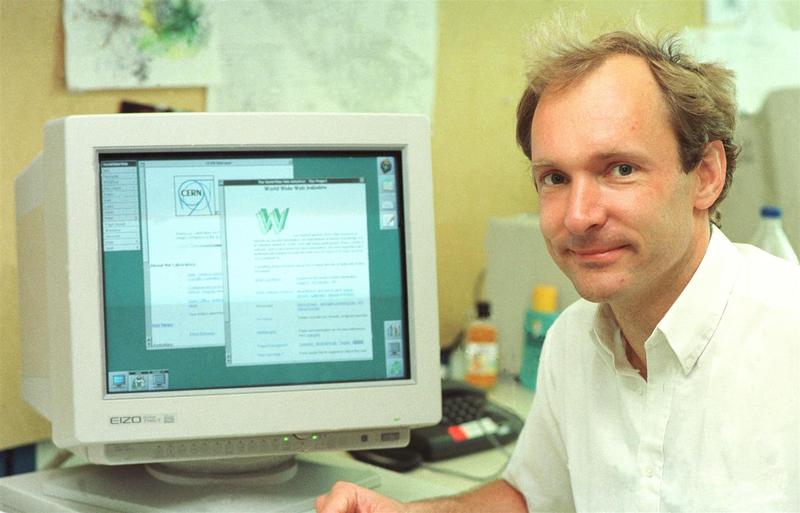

left=542, top=173, right=567, bottom=186
left=611, top=164, right=635, bottom=177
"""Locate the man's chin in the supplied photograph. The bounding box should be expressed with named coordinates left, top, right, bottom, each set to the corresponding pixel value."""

left=572, top=286, right=613, bottom=303
left=567, top=273, right=626, bottom=304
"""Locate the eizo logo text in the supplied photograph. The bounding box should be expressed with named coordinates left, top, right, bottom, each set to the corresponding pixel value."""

left=257, top=208, right=289, bottom=234
left=109, top=414, right=174, bottom=425
left=110, top=416, right=142, bottom=424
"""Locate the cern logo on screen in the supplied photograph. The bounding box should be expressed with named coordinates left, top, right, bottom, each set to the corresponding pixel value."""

left=174, top=177, right=214, bottom=216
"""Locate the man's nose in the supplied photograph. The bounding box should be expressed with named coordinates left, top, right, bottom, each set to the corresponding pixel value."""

left=563, top=178, right=605, bottom=235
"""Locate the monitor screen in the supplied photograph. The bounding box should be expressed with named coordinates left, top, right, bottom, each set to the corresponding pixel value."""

left=99, top=151, right=410, bottom=394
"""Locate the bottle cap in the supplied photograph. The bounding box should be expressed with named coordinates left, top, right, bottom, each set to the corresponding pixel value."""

left=532, top=285, right=558, bottom=313
left=476, top=301, right=491, bottom=319
left=760, top=205, right=782, bottom=218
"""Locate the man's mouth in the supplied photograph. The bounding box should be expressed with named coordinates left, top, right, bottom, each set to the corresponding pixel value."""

left=567, top=245, right=628, bottom=265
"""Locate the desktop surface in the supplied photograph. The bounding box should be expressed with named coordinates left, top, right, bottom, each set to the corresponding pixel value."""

left=0, top=379, right=533, bottom=513
left=0, top=456, right=447, bottom=513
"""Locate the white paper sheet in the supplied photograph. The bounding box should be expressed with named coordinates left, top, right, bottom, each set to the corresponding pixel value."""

left=206, top=0, right=437, bottom=115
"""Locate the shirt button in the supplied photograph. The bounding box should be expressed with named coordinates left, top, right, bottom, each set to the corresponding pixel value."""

left=644, top=466, right=655, bottom=478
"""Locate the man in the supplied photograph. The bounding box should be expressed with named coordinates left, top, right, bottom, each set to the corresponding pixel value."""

left=316, top=27, right=800, bottom=513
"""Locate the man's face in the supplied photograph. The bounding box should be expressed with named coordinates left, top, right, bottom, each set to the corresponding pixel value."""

left=531, top=54, right=707, bottom=306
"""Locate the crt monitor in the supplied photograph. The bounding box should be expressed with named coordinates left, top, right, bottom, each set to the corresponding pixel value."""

left=13, top=113, right=440, bottom=511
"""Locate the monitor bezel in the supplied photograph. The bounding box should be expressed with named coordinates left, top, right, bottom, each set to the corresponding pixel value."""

left=39, top=113, right=440, bottom=449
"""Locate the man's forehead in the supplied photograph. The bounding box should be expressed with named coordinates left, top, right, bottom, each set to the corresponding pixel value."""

left=531, top=54, right=674, bottom=158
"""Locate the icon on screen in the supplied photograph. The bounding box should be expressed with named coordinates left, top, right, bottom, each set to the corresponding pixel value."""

left=381, top=213, right=397, bottom=229
left=131, top=375, right=148, bottom=391
left=175, top=176, right=215, bottom=216
left=382, top=177, right=396, bottom=192
left=385, top=321, right=402, bottom=339
left=150, top=371, right=169, bottom=390
left=387, top=359, right=404, bottom=377
left=380, top=195, right=396, bottom=211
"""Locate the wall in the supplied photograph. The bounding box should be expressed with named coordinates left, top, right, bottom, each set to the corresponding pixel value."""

left=0, top=0, right=702, bottom=450
left=0, top=1, right=205, bottom=450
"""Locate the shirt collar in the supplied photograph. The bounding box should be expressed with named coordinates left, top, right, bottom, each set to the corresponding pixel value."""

left=590, top=226, right=740, bottom=375
left=657, top=226, right=740, bottom=374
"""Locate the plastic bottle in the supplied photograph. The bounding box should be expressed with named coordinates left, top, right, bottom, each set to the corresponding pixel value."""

left=520, top=285, right=559, bottom=390
left=464, top=301, right=498, bottom=389
left=750, top=205, right=799, bottom=265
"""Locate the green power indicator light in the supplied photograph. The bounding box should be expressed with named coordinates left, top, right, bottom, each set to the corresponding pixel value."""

left=283, top=436, right=290, bottom=443
left=312, top=435, right=319, bottom=441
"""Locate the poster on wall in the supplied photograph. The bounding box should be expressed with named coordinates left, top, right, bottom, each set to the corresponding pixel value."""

left=63, top=0, right=220, bottom=91
left=205, top=0, right=438, bottom=115
left=682, top=0, right=800, bottom=115
left=62, top=0, right=437, bottom=115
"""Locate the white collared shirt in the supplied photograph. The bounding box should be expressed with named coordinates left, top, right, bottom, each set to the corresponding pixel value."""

left=504, top=228, right=800, bottom=512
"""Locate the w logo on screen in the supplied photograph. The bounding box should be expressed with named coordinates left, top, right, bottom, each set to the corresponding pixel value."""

left=257, top=208, right=289, bottom=234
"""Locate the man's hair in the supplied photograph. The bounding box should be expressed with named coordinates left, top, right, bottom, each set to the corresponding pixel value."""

left=516, top=25, right=740, bottom=223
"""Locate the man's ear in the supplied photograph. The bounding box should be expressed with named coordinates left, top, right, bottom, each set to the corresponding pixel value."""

left=693, top=140, right=727, bottom=211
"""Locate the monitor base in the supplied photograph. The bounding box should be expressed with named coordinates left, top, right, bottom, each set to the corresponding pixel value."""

left=35, top=459, right=379, bottom=512
left=146, top=454, right=299, bottom=486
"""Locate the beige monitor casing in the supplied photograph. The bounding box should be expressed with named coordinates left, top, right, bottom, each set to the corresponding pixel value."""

left=15, top=113, right=441, bottom=465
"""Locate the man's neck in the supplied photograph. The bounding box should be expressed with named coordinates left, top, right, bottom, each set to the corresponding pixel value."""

left=610, top=224, right=714, bottom=380
left=613, top=301, right=666, bottom=380
left=622, top=330, right=648, bottom=380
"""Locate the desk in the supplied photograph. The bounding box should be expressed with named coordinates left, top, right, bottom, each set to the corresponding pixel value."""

left=0, top=379, right=533, bottom=512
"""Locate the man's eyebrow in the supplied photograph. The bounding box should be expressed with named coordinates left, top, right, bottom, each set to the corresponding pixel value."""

left=531, top=160, right=556, bottom=170
left=592, top=150, right=651, bottom=163
left=531, top=150, right=652, bottom=171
